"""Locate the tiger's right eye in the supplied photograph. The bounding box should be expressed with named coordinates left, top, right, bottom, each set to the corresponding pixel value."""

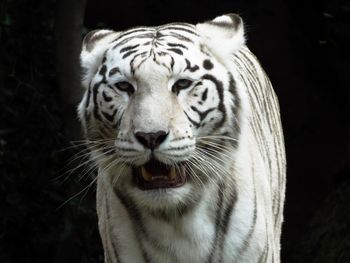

left=114, top=81, right=135, bottom=95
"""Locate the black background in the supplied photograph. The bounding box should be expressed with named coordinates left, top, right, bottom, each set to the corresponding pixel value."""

left=1, top=0, right=349, bottom=262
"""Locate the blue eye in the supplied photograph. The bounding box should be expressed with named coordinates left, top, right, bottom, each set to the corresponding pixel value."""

left=172, top=79, right=193, bottom=94
left=114, top=81, right=135, bottom=95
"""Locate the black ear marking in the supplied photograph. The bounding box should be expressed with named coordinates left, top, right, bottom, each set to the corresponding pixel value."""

left=225, top=13, right=243, bottom=31
left=206, top=13, right=242, bottom=31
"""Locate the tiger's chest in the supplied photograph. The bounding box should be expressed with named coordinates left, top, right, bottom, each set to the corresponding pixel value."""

left=140, top=208, right=216, bottom=263
left=102, top=181, right=218, bottom=263
left=99, top=172, right=261, bottom=263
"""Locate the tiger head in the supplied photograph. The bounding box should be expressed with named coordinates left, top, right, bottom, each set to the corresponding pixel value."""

left=78, top=14, right=245, bottom=211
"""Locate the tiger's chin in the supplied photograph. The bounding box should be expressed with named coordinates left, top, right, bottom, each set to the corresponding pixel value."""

left=132, top=158, right=187, bottom=190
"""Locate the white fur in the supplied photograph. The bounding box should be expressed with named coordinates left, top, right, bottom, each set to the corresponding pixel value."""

left=78, top=14, right=285, bottom=263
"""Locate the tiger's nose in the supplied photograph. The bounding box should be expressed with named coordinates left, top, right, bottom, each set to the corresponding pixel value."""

left=135, top=131, right=168, bottom=150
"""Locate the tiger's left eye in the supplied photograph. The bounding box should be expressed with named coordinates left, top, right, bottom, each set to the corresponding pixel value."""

left=114, top=81, right=135, bottom=95
left=172, top=79, right=193, bottom=94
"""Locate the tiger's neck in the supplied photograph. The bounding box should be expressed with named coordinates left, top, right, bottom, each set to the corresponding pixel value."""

left=96, top=171, right=234, bottom=263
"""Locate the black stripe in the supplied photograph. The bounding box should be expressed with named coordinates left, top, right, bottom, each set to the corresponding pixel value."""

left=122, top=49, right=138, bottom=59
left=200, top=44, right=211, bottom=56
left=260, top=219, right=271, bottom=263
left=156, top=51, right=167, bottom=56
left=115, top=189, right=181, bottom=261
left=85, top=82, right=92, bottom=108
left=167, top=42, right=188, bottom=49
left=273, top=138, right=282, bottom=229
left=109, top=67, right=120, bottom=77
left=92, top=64, right=108, bottom=121
left=119, top=44, right=140, bottom=53
left=170, top=56, right=175, bottom=71
left=201, top=88, right=208, bottom=101
left=228, top=73, right=241, bottom=135
left=99, top=64, right=107, bottom=76
left=238, top=52, right=268, bottom=116
left=113, top=33, right=155, bottom=49
left=169, top=32, right=193, bottom=42
left=190, top=106, right=215, bottom=122
left=160, top=26, right=198, bottom=36
left=155, top=30, right=165, bottom=39
left=234, top=54, right=264, bottom=111
left=185, top=58, right=199, bottom=72
left=114, top=190, right=152, bottom=263
left=206, top=180, right=225, bottom=263
left=130, top=51, right=148, bottom=75
left=113, top=111, right=123, bottom=129
left=112, top=28, right=152, bottom=44
left=228, top=74, right=239, bottom=115
left=161, top=22, right=195, bottom=28
left=134, top=57, right=148, bottom=73
left=102, top=90, right=112, bottom=102
left=92, top=82, right=103, bottom=121
left=166, top=48, right=183, bottom=55
left=202, top=74, right=226, bottom=131
left=258, top=241, right=268, bottom=263
left=184, top=111, right=200, bottom=128
left=101, top=109, right=117, bottom=123
left=235, top=165, right=258, bottom=260
left=217, top=188, right=238, bottom=263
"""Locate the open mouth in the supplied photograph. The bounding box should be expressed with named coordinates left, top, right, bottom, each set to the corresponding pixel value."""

left=133, top=159, right=187, bottom=190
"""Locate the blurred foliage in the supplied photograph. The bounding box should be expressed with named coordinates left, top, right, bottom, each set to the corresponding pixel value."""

left=0, top=0, right=102, bottom=262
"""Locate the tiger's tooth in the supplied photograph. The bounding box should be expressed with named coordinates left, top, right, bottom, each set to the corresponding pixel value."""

left=141, top=166, right=152, bottom=182
left=169, top=167, right=176, bottom=180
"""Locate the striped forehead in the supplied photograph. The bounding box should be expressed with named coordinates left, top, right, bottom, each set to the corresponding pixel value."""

left=107, top=24, right=200, bottom=74
left=112, top=23, right=199, bottom=49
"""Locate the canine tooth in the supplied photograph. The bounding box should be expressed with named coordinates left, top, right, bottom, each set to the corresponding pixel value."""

left=169, top=167, right=176, bottom=180
left=141, top=166, right=152, bottom=182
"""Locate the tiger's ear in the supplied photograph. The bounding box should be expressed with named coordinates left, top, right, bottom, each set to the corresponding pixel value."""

left=80, top=30, right=119, bottom=88
left=196, top=14, right=245, bottom=62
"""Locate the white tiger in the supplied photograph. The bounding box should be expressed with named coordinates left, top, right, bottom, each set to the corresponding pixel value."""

left=78, top=14, right=286, bottom=263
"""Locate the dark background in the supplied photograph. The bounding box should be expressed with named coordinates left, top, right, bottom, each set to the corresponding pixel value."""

left=0, top=0, right=349, bottom=262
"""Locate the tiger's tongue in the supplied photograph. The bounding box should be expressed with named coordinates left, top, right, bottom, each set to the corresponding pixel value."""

left=141, top=159, right=175, bottom=181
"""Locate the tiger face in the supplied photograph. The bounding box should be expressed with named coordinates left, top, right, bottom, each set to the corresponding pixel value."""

left=79, top=14, right=245, bottom=210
